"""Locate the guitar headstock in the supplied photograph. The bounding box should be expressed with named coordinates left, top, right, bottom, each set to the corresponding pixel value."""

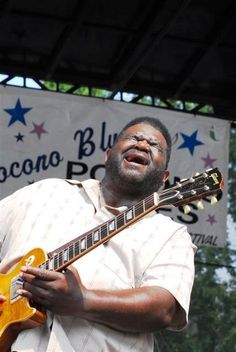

left=159, top=168, right=224, bottom=209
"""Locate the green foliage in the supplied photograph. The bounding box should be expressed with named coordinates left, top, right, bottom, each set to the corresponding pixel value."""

left=229, top=129, right=236, bottom=221
left=154, top=247, right=236, bottom=352
left=91, top=88, right=111, bottom=98
left=41, top=81, right=111, bottom=98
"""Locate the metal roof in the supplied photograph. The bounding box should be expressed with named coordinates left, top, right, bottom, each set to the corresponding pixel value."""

left=0, top=0, right=235, bottom=121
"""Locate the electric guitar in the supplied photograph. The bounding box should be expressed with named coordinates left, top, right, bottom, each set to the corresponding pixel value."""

left=0, top=168, right=224, bottom=351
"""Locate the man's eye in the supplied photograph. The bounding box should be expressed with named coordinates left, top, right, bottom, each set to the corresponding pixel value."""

left=150, top=142, right=158, bottom=147
left=151, top=144, right=163, bottom=152
left=125, top=136, right=138, bottom=142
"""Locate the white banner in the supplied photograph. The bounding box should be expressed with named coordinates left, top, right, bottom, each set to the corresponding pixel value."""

left=0, top=87, right=229, bottom=247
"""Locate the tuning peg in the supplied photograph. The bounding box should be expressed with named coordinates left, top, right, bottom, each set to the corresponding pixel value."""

left=183, top=205, right=191, bottom=214
left=211, top=196, right=218, bottom=205
left=196, top=200, right=204, bottom=210
left=195, top=172, right=200, bottom=176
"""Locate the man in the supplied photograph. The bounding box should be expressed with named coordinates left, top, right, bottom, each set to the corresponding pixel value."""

left=0, top=116, right=196, bottom=351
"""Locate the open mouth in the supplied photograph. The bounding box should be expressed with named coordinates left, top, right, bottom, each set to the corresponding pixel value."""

left=124, top=151, right=149, bottom=165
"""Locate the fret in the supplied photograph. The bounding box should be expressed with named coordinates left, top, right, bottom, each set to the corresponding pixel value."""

left=101, top=223, right=108, bottom=239
left=145, top=194, right=155, bottom=209
left=86, top=234, right=93, bottom=249
left=75, top=241, right=80, bottom=256
left=117, top=212, right=125, bottom=229
left=53, top=254, right=58, bottom=270
left=68, top=244, right=74, bottom=260
left=134, top=201, right=144, bottom=217
left=58, top=251, right=63, bottom=267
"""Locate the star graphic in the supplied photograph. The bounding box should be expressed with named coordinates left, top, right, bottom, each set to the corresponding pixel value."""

left=201, top=152, right=217, bottom=168
left=14, top=132, right=24, bottom=142
left=4, top=98, right=32, bottom=126
left=30, top=122, right=48, bottom=139
left=178, top=130, right=204, bottom=156
left=206, top=214, right=217, bottom=225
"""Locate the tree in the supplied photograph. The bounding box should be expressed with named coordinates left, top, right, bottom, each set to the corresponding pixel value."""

left=154, top=245, right=236, bottom=352
left=154, top=127, right=236, bottom=352
left=229, top=129, right=236, bottom=221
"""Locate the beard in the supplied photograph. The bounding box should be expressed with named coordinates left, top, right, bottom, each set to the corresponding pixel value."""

left=105, top=150, right=166, bottom=197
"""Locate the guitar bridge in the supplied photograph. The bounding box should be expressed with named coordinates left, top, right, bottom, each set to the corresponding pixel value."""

left=10, top=275, right=24, bottom=303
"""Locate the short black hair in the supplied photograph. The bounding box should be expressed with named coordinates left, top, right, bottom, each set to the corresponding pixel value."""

left=116, top=116, right=172, bottom=168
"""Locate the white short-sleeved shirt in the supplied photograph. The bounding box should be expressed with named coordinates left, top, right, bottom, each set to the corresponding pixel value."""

left=0, top=178, right=196, bottom=352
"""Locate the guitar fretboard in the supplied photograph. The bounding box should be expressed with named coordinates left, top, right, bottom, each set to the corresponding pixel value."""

left=37, top=167, right=223, bottom=273
left=39, top=193, right=158, bottom=272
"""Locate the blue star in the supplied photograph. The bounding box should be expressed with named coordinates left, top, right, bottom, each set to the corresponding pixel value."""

left=178, top=130, right=204, bottom=156
left=4, top=98, right=32, bottom=126
left=14, top=132, right=24, bottom=142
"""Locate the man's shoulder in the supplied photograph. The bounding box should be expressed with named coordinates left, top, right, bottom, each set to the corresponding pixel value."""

left=19, top=178, right=74, bottom=193
left=0, top=178, right=82, bottom=204
left=154, top=212, right=196, bottom=248
left=153, top=212, right=184, bottom=228
left=20, top=177, right=96, bottom=191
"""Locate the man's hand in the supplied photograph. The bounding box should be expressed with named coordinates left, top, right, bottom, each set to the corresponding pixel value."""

left=17, top=266, right=184, bottom=333
left=0, top=294, right=6, bottom=312
left=0, top=295, right=6, bottom=302
left=18, top=265, right=87, bottom=316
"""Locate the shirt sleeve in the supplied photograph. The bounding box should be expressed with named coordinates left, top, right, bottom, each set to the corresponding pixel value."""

left=140, top=224, right=196, bottom=329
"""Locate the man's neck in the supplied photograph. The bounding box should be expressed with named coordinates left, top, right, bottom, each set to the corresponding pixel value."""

left=100, top=178, right=142, bottom=209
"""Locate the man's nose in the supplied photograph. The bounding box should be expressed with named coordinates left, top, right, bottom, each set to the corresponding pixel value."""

left=135, top=139, right=150, bottom=151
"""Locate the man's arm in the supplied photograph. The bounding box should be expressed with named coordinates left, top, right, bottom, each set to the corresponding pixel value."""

left=80, top=284, right=184, bottom=332
left=18, top=265, right=185, bottom=333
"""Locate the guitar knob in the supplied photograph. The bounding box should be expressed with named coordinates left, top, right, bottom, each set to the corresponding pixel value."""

left=211, top=196, right=218, bottom=205
left=183, top=205, right=191, bottom=214
left=196, top=201, right=204, bottom=210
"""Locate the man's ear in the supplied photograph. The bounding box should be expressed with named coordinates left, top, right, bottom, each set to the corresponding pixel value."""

left=104, top=148, right=112, bottom=162
left=163, top=170, right=169, bottom=182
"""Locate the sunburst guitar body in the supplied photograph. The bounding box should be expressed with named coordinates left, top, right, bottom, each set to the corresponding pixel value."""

left=0, top=248, right=47, bottom=352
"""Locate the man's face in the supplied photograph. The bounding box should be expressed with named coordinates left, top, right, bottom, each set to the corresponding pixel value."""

left=105, top=123, right=169, bottom=195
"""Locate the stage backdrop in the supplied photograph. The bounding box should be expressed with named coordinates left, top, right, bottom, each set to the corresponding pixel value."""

left=0, top=86, right=230, bottom=247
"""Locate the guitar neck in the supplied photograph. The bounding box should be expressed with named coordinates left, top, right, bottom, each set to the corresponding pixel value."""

left=40, top=192, right=160, bottom=272
left=38, top=167, right=223, bottom=273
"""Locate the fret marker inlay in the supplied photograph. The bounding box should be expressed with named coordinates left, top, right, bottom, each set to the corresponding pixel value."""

left=109, top=220, right=115, bottom=231
left=126, top=209, right=133, bottom=220
left=81, top=239, right=86, bottom=250
left=94, top=230, right=99, bottom=241
left=63, top=249, right=68, bottom=262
